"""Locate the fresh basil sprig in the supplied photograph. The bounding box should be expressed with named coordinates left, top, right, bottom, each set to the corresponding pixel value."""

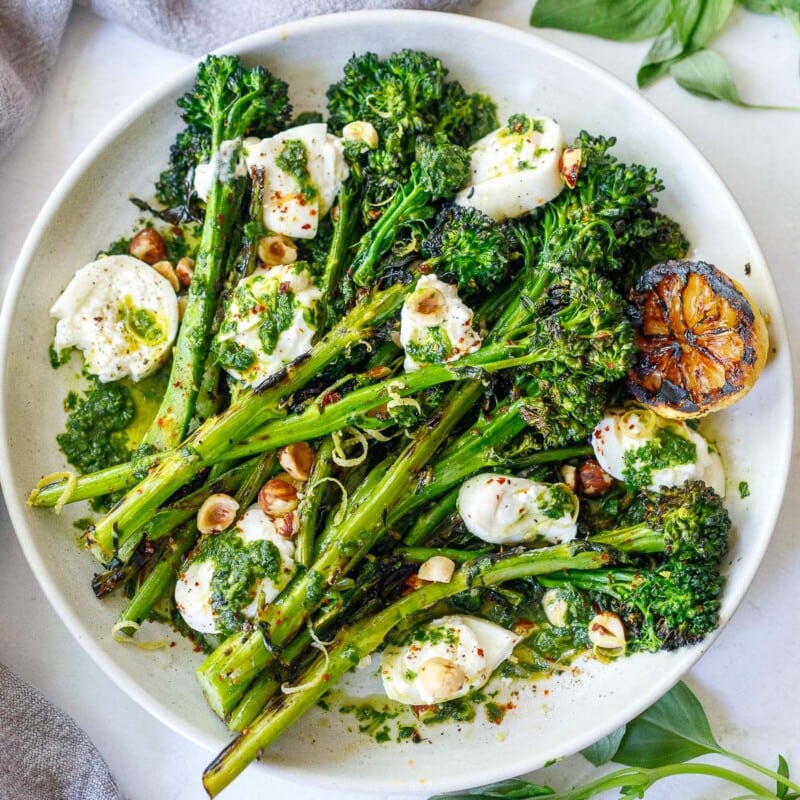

left=429, top=682, right=800, bottom=799
left=530, top=0, right=800, bottom=108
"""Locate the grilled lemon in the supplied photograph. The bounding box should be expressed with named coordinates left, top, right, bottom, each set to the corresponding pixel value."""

left=627, top=260, right=769, bottom=418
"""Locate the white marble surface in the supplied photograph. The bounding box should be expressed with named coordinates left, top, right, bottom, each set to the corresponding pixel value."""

left=1, top=3, right=798, bottom=799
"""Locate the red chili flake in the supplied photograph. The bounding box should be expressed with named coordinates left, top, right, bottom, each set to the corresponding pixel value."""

left=279, top=281, right=291, bottom=294
left=321, top=391, right=341, bottom=408
left=476, top=648, right=484, bottom=657
left=301, top=223, right=311, bottom=230
left=170, top=641, right=177, bottom=648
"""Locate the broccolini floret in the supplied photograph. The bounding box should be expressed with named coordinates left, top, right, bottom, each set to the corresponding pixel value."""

left=349, top=135, right=471, bottom=288
left=327, top=49, right=495, bottom=213
left=591, top=480, right=731, bottom=565
left=156, top=56, right=291, bottom=211
left=421, top=204, right=514, bottom=295
left=539, top=558, right=724, bottom=652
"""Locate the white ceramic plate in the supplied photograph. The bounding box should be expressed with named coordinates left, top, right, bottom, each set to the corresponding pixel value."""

left=0, top=10, right=793, bottom=796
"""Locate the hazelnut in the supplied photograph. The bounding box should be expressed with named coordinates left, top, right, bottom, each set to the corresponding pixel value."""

left=576, top=459, right=615, bottom=497
left=278, top=442, right=315, bottom=483
left=197, top=493, right=239, bottom=534
left=258, top=478, right=299, bottom=517
left=177, top=295, right=188, bottom=320
left=258, top=234, right=298, bottom=267
left=541, top=588, right=569, bottom=627
left=129, top=228, right=168, bottom=264
left=342, top=120, right=379, bottom=150
left=151, top=260, right=180, bottom=292
left=588, top=612, right=626, bottom=658
left=560, top=147, right=582, bottom=189
left=417, top=657, right=467, bottom=701
left=175, top=256, right=195, bottom=288
left=404, top=286, right=448, bottom=327
left=417, top=555, right=455, bottom=584
left=559, top=464, right=578, bottom=492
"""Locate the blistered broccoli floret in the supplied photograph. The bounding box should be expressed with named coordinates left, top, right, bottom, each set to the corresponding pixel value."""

left=421, top=204, right=514, bottom=295
left=327, top=49, right=495, bottom=213
left=530, top=131, right=688, bottom=293
left=433, top=80, right=498, bottom=147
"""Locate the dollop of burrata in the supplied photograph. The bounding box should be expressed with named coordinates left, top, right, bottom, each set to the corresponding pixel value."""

left=381, top=615, right=520, bottom=705
left=243, top=123, right=349, bottom=239
left=457, top=474, right=579, bottom=545
left=399, top=274, right=482, bottom=372
left=175, top=505, right=296, bottom=635
left=215, top=263, right=322, bottom=387
left=50, top=254, right=179, bottom=382
left=591, top=407, right=726, bottom=496
left=455, top=114, right=565, bottom=221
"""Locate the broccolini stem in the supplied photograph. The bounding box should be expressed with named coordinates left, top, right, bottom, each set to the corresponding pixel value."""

left=115, top=459, right=248, bottom=564
left=142, top=141, right=248, bottom=451
left=398, top=546, right=489, bottom=563
left=318, top=179, right=361, bottom=329
left=401, top=486, right=459, bottom=547
left=193, top=166, right=266, bottom=425
left=349, top=175, right=428, bottom=287
left=294, top=438, right=335, bottom=568
left=115, top=521, right=197, bottom=630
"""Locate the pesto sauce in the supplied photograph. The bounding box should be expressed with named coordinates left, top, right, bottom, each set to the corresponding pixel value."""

left=257, top=289, right=296, bottom=354
left=275, top=139, right=317, bottom=200
left=539, top=483, right=575, bottom=520
left=405, top=326, right=453, bottom=365
left=621, top=426, right=697, bottom=490
left=738, top=481, right=750, bottom=499
left=57, top=380, right=135, bottom=475
left=195, top=532, right=281, bottom=634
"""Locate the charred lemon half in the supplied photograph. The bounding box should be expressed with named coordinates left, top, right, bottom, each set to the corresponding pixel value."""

left=627, top=260, right=769, bottom=418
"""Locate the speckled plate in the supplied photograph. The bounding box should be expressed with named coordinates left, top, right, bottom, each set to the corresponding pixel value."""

left=0, top=10, right=793, bottom=796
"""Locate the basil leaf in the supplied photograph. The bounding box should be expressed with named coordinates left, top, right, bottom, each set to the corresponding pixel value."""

left=733, top=0, right=800, bottom=34
left=613, top=682, right=721, bottom=768
left=530, top=0, right=670, bottom=41
left=670, top=49, right=743, bottom=101
left=581, top=724, right=627, bottom=766
left=637, top=25, right=685, bottom=86
left=670, top=0, right=703, bottom=45
left=688, top=0, right=736, bottom=48
left=777, top=754, right=790, bottom=798
left=428, top=779, right=556, bottom=799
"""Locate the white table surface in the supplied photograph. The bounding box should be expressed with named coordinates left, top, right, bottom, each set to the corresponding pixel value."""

left=1, top=3, right=798, bottom=799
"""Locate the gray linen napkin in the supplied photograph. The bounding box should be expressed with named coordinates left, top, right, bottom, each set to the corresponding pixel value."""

left=0, top=2, right=479, bottom=795
left=0, top=664, right=124, bottom=800
left=0, top=0, right=478, bottom=160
